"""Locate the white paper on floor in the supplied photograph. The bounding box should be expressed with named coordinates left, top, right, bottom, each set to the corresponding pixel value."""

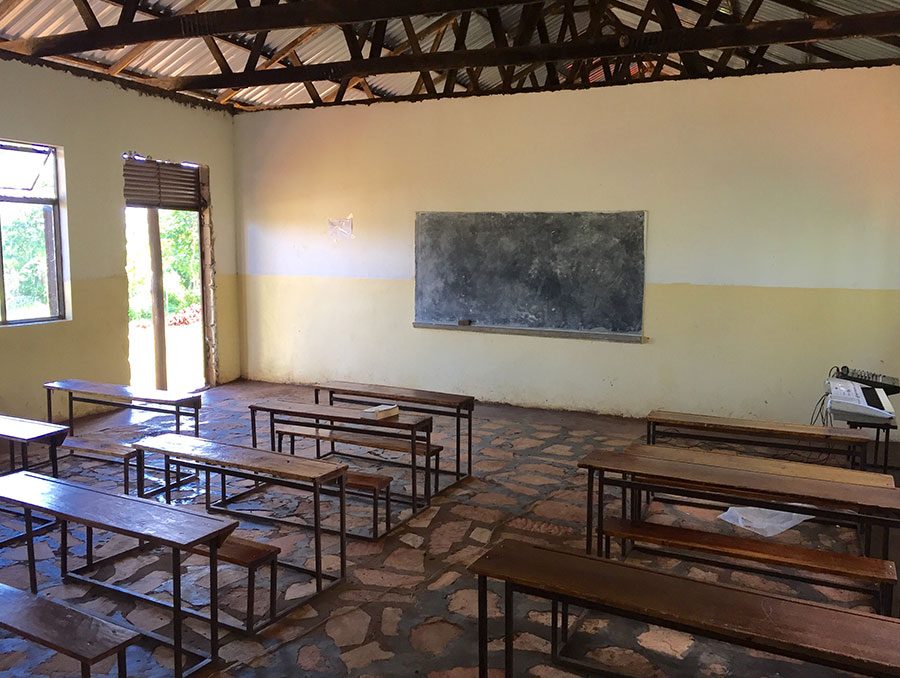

left=718, top=505, right=814, bottom=538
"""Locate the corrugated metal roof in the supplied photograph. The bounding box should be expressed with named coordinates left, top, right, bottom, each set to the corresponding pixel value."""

left=1, top=0, right=898, bottom=110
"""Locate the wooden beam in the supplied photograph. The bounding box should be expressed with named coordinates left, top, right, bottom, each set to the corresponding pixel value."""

left=403, top=17, right=438, bottom=94
left=118, top=0, right=141, bottom=25
left=71, top=0, right=101, bottom=31
left=203, top=36, right=232, bottom=74
left=107, top=0, right=209, bottom=76
left=714, top=0, right=762, bottom=73
left=1, top=0, right=537, bottom=57
left=654, top=0, right=707, bottom=75
left=148, top=10, right=900, bottom=92
left=216, top=25, right=325, bottom=103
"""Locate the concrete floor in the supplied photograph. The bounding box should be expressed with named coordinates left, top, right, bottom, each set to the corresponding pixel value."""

left=0, top=380, right=894, bottom=677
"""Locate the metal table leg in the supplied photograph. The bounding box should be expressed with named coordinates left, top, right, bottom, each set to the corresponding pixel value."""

left=478, top=574, right=487, bottom=678
left=313, top=481, right=322, bottom=592
left=172, top=547, right=183, bottom=678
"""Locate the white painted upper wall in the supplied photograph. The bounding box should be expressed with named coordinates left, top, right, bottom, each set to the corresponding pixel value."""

left=0, top=58, right=238, bottom=279
left=236, top=67, right=900, bottom=290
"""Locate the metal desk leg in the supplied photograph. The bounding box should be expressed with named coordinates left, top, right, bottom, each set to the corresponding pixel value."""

left=467, top=408, right=473, bottom=477
left=269, top=413, right=276, bottom=452
left=313, top=481, right=323, bottom=592
left=193, top=406, right=199, bottom=437
left=7, top=440, right=14, bottom=472
left=477, top=574, right=487, bottom=678
left=504, top=582, right=514, bottom=677
left=455, top=407, right=462, bottom=480
left=24, top=508, right=36, bottom=593
left=46, top=388, right=53, bottom=423
left=597, top=471, right=606, bottom=558
left=175, top=405, right=181, bottom=435
left=50, top=442, right=59, bottom=478
left=68, top=392, right=74, bottom=433
left=136, top=450, right=145, bottom=498
left=586, top=469, right=594, bottom=555
left=172, top=548, right=183, bottom=678
left=60, top=520, right=68, bottom=577
left=164, top=455, right=172, bottom=503
left=410, top=437, right=418, bottom=513
left=883, top=428, right=892, bottom=476
left=20, top=442, right=28, bottom=471
left=209, top=540, right=219, bottom=662
left=424, top=434, right=432, bottom=504
left=250, top=408, right=258, bottom=448
left=339, top=475, right=347, bottom=579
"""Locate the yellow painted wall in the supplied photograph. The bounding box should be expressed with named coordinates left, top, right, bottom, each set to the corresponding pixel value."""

left=235, top=67, right=900, bottom=422
left=0, top=59, right=240, bottom=419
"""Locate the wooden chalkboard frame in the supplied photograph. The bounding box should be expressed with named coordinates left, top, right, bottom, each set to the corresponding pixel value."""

left=413, top=211, right=648, bottom=342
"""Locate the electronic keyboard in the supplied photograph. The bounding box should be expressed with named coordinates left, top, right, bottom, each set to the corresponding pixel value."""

left=838, top=366, right=900, bottom=396
left=826, top=378, right=895, bottom=423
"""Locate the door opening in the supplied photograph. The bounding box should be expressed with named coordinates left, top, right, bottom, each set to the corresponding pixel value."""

left=126, top=207, right=205, bottom=392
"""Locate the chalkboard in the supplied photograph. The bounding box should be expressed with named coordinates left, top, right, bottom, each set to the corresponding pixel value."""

left=414, top=211, right=645, bottom=340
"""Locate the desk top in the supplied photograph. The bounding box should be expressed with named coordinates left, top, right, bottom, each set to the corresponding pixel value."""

left=626, top=443, right=895, bottom=489
left=317, top=381, right=475, bottom=409
left=0, top=472, right=235, bottom=548
left=44, top=379, right=201, bottom=407
left=648, top=410, right=871, bottom=444
left=250, top=399, right=432, bottom=431
left=579, top=450, right=900, bottom=514
left=134, top=434, right=347, bottom=484
left=470, top=540, right=900, bottom=676
left=0, top=415, right=68, bottom=443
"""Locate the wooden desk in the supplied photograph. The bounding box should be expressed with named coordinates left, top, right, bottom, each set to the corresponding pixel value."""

left=646, top=409, right=871, bottom=469
left=0, top=472, right=236, bottom=678
left=0, top=414, right=68, bottom=477
left=45, top=379, right=202, bottom=436
left=470, top=539, right=900, bottom=677
left=626, top=443, right=895, bottom=488
left=315, top=380, right=475, bottom=479
left=134, top=433, right=347, bottom=606
left=579, top=450, right=900, bottom=561
left=250, top=399, right=435, bottom=514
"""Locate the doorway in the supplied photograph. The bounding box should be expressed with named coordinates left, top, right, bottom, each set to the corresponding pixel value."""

left=125, top=207, right=206, bottom=392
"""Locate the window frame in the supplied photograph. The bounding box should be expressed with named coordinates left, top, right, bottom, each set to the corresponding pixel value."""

left=0, top=140, right=66, bottom=326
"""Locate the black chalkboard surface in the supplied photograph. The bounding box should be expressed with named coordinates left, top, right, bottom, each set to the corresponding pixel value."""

left=414, top=211, right=645, bottom=340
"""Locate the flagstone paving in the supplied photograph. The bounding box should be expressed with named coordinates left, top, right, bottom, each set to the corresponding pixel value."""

left=0, top=380, right=883, bottom=677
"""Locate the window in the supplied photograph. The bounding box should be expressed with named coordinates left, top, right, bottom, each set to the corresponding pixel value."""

left=0, top=140, right=64, bottom=324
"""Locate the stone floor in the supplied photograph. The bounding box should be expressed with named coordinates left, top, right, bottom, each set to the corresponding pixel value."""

left=0, top=380, right=890, bottom=677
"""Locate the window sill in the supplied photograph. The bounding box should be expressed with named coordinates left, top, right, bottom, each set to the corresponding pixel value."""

left=0, top=316, right=68, bottom=328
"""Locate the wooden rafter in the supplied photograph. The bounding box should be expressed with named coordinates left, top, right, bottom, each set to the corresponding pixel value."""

left=141, top=10, right=900, bottom=93
left=0, top=0, right=898, bottom=111
left=0, top=0, right=538, bottom=57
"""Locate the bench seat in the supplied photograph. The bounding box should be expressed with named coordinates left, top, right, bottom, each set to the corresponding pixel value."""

left=0, top=582, right=138, bottom=677
left=345, top=471, right=393, bottom=539
left=604, top=517, right=896, bottom=608
left=190, top=535, right=280, bottom=632
left=647, top=409, right=871, bottom=445
left=470, top=540, right=900, bottom=676
left=61, top=437, right=135, bottom=459
left=277, top=424, right=443, bottom=456
left=191, top=534, right=280, bottom=568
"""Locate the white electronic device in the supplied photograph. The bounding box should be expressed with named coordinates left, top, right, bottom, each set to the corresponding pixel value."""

left=825, top=378, right=895, bottom=422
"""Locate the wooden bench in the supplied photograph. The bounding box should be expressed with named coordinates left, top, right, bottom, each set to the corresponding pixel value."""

left=274, top=428, right=396, bottom=538
left=0, top=413, right=68, bottom=477
left=0, top=583, right=139, bottom=678
left=60, top=437, right=137, bottom=494
left=315, top=380, right=475, bottom=478
left=627, top=442, right=895, bottom=488
left=603, top=516, right=896, bottom=613
left=45, top=379, right=202, bottom=436
left=276, top=422, right=445, bottom=494
left=346, top=471, right=392, bottom=538
left=646, top=409, right=871, bottom=468
left=470, top=540, right=900, bottom=677
left=191, top=535, right=280, bottom=632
